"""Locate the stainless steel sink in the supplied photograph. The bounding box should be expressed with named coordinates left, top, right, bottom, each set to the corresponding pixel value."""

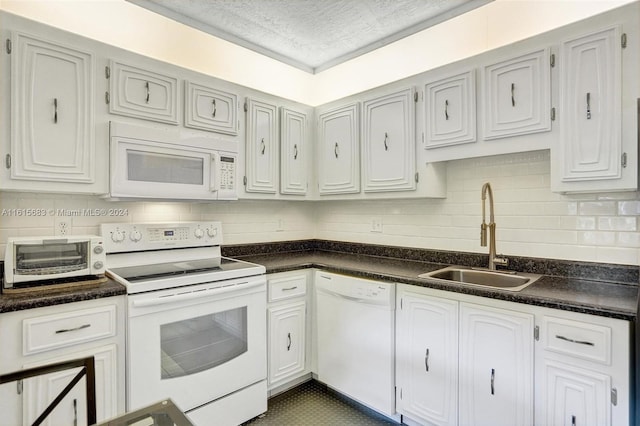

left=418, top=266, right=541, bottom=292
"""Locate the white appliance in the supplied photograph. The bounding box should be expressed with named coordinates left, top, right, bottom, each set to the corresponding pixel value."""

left=315, top=271, right=396, bottom=418
left=108, top=122, right=238, bottom=200
left=101, top=221, right=267, bottom=426
left=3, top=235, right=105, bottom=288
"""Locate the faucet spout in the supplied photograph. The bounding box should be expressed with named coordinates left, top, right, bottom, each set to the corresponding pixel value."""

left=480, top=182, right=508, bottom=270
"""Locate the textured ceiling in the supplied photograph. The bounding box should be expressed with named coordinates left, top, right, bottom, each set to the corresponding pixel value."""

left=127, top=0, right=493, bottom=73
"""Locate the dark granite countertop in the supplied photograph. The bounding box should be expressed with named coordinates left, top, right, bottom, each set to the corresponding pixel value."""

left=0, top=278, right=127, bottom=313
left=235, top=248, right=639, bottom=321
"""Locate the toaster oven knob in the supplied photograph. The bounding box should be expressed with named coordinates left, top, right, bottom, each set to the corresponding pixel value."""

left=194, top=228, right=204, bottom=238
left=93, top=261, right=104, bottom=270
left=93, top=245, right=104, bottom=254
left=130, top=230, right=142, bottom=242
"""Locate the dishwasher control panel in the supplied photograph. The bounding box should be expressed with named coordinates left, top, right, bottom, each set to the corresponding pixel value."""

left=315, top=272, right=395, bottom=307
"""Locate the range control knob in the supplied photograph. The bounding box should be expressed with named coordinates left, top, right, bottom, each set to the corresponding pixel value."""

left=130, top=230, right=142, bottom=242
left=206, top=227, right=218, bottom=238
left=194, top=228, right=204, bottom=238
left=93, top=261, right=104, bottom=270
left=111, top=231, right=125, bottom=242
left=93, top=245, right=104, bottom=254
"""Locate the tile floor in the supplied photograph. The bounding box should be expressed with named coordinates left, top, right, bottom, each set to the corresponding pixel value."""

left=243, top=380, right=399, bottom=425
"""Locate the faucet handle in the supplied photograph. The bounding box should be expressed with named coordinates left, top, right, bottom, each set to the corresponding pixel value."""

left=493, top=256, right=509, bottom=267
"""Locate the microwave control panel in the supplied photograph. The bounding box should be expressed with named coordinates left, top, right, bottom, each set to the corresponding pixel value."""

left=220, top=156, right=236, bottom=191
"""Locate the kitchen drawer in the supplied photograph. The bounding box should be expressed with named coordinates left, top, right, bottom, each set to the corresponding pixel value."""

left=23, top=305, right=117, bottom=356
left=542, top=316, right=611, bottom=365
left=268, top=274, right=307, bottom=302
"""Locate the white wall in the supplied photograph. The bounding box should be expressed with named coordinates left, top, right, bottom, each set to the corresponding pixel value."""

left=1, top=151, right=638, bottom=265
left=0, top=0, right=635, bottom=105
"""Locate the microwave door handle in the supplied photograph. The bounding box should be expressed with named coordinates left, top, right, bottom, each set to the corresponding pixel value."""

left=210, top=153, right=221, bottom=193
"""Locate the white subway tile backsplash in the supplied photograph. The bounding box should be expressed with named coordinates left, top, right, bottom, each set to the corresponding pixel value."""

left=598, top=217, right=637, bottom=232
left=578, top=231, right=616, bottom=246
left=575, top=217, right=597, bottom=230
left=618, top=200, right=640, bottom=216
left=578, top=201, right=617, bottom=216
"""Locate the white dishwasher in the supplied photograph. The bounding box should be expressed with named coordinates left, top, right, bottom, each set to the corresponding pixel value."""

left=315, top=271, right=396, bottom=417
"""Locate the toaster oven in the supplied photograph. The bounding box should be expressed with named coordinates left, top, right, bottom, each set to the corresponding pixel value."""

left=3, top=236, right=106, bottom=289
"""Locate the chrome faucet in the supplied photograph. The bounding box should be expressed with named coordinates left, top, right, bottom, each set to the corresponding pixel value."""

left=481, top=182, right=508, bottom=270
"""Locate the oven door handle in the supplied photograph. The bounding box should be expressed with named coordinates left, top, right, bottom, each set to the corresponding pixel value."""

left=131, top=280, right=264, bottom=307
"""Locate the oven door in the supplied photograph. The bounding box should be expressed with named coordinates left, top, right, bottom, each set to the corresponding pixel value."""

left=126, top=276, right=266, bottom=412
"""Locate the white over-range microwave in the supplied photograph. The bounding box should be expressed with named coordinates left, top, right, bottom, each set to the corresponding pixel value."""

left=108, top=121, right=238, bottom=200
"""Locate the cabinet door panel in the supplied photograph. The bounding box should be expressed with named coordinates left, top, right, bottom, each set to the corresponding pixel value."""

left=245, top=98, right=278, bottom=193
left=268, top=302, right=306, bottom=386
left=483, top=48, right=551, bottom=139
left=317, top=103, right=360, bottom=194
left=363, top=88, right=415, bottom=192
left=396, top=292, right=458, bottom=426
left=185, top=81, right=237, bottom=135
left=280, top=107, right=308, bottom=195
left=109, top=60, right=178, bottom=125
left=459, top=303, right=533, bottom=426
left=425, top=70, right=476, bottom=148
left=560, top=26, right=621, bottom=181
left=11, top=32, right=94, bottom=183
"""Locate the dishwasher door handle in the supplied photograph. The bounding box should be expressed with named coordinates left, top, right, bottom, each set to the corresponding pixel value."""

left=316, top=286, right=366, bottom=303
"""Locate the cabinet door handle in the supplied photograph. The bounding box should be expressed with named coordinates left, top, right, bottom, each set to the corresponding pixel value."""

left=424, top=348, right=430, bottom=372
left=586, top=92, right=591, bottom=119
left=260, top=138, right=266, bottom=155
left=445, top=99, right=449, bottom=120
left=334, top=142, right=339, bottom=158
left=212, top=98, right=217, bottom=118
left=490, top=368, right=495, bottom=395
left=555, top=334, right=595, bottom=346
left=293, top=144, right=298, bottom=160
left=55, top=324, right=91, bottom=334
left=53, top=98, right=58, bottom=124
left=73, top=399, right=78, bottom=426
left=511, top=82, right=515, bottom=107
left=145, top=81, right=150, bottom=104
left=571, top=415, right=576, bottom=426
left=383, top=132, right=389, bottom=151
left=287, top=332, right=292, bottom=351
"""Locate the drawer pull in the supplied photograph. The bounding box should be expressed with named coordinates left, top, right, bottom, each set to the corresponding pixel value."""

left=282, top=286, right=298, bottom=291
left=55, top=324, right=91, bottom=334
left=555, top=334, right=595, bottom=346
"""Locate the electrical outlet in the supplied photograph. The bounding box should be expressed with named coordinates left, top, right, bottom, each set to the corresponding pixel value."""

left=371, top=217, right=383, bottom=233
left=276, top=218, right=285, bottom=232
left=55, top=217, right=72, bottom=236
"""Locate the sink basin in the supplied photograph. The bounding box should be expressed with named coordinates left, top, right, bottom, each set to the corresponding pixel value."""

left=419, top=266, right=541, bottom=292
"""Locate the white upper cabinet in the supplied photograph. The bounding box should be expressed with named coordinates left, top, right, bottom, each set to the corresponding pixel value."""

left=362, top=88, right=416, bottom=192
left=552, top=25, right=636, bottom=192
left=108, top=60, right=179, bottom=125
left=245, top=97, right=278, bottom=194
left=4, top=30, right=103, bottom=193
left=280, top=107, right=308, bottom=195
left=424, top=70, right=476, bottom=149
left=317, top=103, right=360, bottom=195
left=482, top=48, right=551, bottom=139
left=184, top=81, right=238, bottom=135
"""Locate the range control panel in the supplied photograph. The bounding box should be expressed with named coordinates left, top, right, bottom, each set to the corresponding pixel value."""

left=100, top=221, right=222, bottom=253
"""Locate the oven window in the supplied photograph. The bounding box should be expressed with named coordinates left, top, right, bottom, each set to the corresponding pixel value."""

left=160, top=307, right=248, bottom=379
left=127, top=149, right=204, bottom=185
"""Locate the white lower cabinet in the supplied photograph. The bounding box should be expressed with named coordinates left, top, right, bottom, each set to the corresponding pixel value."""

left=0, top=297, right=125, bottom=426
left=396, top=284, right=629, bottom=426
left=266, top=271, right=310, bottom=392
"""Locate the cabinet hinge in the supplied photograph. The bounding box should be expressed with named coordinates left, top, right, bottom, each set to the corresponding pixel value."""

left=244, top=102, right=248, bottom=112
left=413, top=91, right=418, bottom=103
left=5, top=38, right=11, bottom=54
left=105, top=66, right=111, bottom=79
left=550, top=107, right=556, bottom=121
left=105, top=92, right=110, bottom=104
left=16, top=379, right=22, bottom=395
left=534, top=325, right=540, bottom=341
left=421, top=132, right=424, bottom=144
left=400, top=387, right=403, bottom=400
left=550, top=53, right=555, bottom=68
left=400, top=297, right=403, bottom=309
left=243, top=176, right=247, bottom=186
left=415, top=172, right=419, bottom=183
left=611, top=388, right=618, bottom=406
left=5, top=154, right=11, bottom=169
left=621, top=33, right=627, bottom=49
left=621, top=152, right=627, bottom=168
